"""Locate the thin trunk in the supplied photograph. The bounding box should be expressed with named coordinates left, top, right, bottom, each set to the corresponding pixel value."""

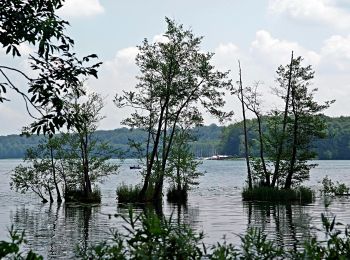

left=285, top=102, right=299, bottom=189
left=153, top=93, right=170, bottom=202
left=139, top=103, right=166, bottom=200
left=238, top=61, right=252, bottom=189
left=47, top=184, right=54, bottom=203
left=257, top=115, right=269, bottom=185
left=176, top=154, right=181, bottom=191
left=81, top=133, right=92, bottom=196
left=272, top=51, right=294, bottom=187
left=50, top=146, right=62, bottom=202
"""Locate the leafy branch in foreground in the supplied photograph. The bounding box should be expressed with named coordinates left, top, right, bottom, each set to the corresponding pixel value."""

left=0, top=0, right=102, bottom=135
left=0, top=226, right=43, bottom=259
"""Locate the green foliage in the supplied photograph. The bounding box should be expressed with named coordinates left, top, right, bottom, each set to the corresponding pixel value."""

left=322, top=175, right=350, bottom=195
left=242, top=186, right=314, bottom=203
left=291, top=214, right=350, bottom=259
left=4, top=210, right=350, bottom=259
left=0, top=226, right=43, bottom=259
left=65, top=188, right=101, bottom=203
left=210, top=241, right=239, bottom=260
left=11, top=95, right=119, bottom=203
left=116, top=184, right=143, bottom=203
left=239, top=228, right=284, bottom=259
left=78, top=209, right=204, bottom=259
left=115, top=17, right=232, bottom=202
left=166, top=130, right=204, bottom=203
left=0, top=0, right=102, bottom=135
left=1, top=116, right=350, bottom=160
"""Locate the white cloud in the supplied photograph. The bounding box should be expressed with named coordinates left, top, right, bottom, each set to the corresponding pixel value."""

left=251, top=30, right=320, bottom=67
left=113, top=47, right=139, bottom=65
left=268, top=0, right=350, bottom=29
left=212, top=43, right=240, bottom=71
left=87, top=46, right=139, bottom=130
left=320, top=35, right=350, bottom=71
left=58, top=0, right=104, bottom=18
left=152, top=34, right=170, bottom=44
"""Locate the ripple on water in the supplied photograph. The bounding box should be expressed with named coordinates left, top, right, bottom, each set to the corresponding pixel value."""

left=0, top=159, right=350, bottom=258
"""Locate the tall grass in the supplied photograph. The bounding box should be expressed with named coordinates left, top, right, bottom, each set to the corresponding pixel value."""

left=65, top=188, right=101, bottom=203
left=116, top=184, right=142, bottom=203
left=242, top=186, right=313, bottom=204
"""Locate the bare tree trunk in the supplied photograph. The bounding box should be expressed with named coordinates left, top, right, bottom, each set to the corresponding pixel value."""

left=238, top=61, right=252, bottom=189
left=81, top=133, right=92, bottom=196
left=272, top=51, right=294, bottom=187
left=140, top=104, right=166, bottom=200
left=50, top=146, right=62, bottom=202
left=47, top=184, right=54, bottom=203
left=256, top=115, right=269, bottom=185
left=284, top=86, right=299, bottom=189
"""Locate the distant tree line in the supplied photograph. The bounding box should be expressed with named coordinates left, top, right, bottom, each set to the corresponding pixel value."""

left=220, top=116, right=350, bottom=160
left=1, top=117, right=349, bottom=160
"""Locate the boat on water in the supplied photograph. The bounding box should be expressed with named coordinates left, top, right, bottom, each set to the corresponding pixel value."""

left=130, top=165, right=142, bottom=170
left=204, top=155, right=232, bottom=160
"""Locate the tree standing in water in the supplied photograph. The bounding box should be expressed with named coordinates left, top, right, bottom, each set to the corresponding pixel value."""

left=115, top=18, right=232, bottom=203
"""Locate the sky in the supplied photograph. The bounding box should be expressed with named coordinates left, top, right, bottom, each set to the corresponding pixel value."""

left=1, top=0, right=350, bottom=135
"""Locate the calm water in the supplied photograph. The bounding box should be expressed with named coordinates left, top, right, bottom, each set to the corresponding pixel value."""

left=1, top=159, right=350, bottom=258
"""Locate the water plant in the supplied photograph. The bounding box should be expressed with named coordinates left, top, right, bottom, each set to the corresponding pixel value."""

left=77, top=208, right=205, bottom=259
left=116, top=183, right=142, bottom=203
left=4, top=210, right=350, bottom=259
left=0, top=226, right=43, bottom=259
left=321, top=175, right=350, bottom=195
left=242, top=186, right=314, bottom=203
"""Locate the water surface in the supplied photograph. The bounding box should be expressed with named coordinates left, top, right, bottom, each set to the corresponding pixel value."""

left=1, top=159, right=350, bottom=258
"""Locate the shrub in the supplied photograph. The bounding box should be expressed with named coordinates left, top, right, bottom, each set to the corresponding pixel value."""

left=77, top=208, right=204, bottom=259
left=321, top=175, right=349, bottom=195
left=65, top=188, right=101, bottom=203
left=116, top=183, right=142, bottom=203
left=0, top=226, right=43, bottom=259
left=242, top=186, right=314, bottom=203
left=5, top=211, right=350, bottom=259
left=116, top=183, right=156, bottom=203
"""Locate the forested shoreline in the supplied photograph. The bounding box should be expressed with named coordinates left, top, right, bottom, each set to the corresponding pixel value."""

left=1, top=116, right=349, bottom=160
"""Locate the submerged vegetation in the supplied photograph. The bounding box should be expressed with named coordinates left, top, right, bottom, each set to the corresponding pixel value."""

left=236, top=54, right=333, bottom=193
left=322, top=175, right=350, bottom=196
left=10, top=93, right=119, bottom=203
left=116, top=184, right=143, bottom=204
left=2, top=0, right=350, bottom=258
left=114, top=18, right=228, bottom=204
left=3, top=209, right=350, bottom=260
left=242, top=186, right=314, bottom=203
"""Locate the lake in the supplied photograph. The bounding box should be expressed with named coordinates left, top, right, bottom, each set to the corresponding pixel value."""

left=1, top=159, right=350, bottom=259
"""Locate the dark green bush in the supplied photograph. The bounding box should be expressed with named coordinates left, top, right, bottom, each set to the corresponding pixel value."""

left=65, top=188, right=101, bottom=203
left=242, top=186, right=313, bottom=203
left=116, top=183, right=142, bottom=203
left=116, top=183, right=156, bottom=203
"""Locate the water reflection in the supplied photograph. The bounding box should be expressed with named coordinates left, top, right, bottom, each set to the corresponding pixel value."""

left=12, top=203, right=101, bottom=259
left=244, top=202, right=313, bottom=250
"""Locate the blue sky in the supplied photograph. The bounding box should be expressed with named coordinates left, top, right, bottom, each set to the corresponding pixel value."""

left=1, top=0, right=350, bottom=135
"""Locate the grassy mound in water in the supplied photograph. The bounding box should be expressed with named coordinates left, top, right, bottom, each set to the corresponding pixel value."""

left=242, top=186, right=314, bottom=204
left=64, top=189, right=101, bottom=203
